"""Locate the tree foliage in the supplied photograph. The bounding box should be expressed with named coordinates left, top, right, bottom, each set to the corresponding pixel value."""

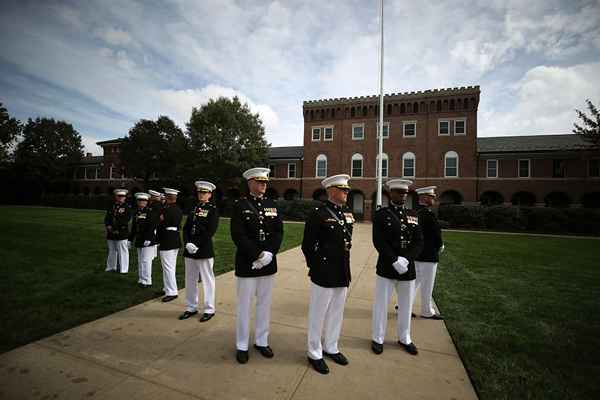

left=187, top=96, right=269, bottom=185
left=0, top=103, right=22, bottom=162
left=573, top=99, right=600, bottom=146
left=14, top=117, right=84, bottom=181
left=120, top=116, right=187, bottom=187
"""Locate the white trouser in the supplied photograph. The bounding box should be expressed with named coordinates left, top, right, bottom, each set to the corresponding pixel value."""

left=159, top=249, right=179, bottom=296
left=414, top=261, right=438, bottom=317
left=372, top=276, right=415, bottom=345
left=106, top=240, right=129, bottom=273
left=184, top=257, right=215, bottom=314
left=307, top=282, right=348, bottom=360
left=137, top=247, right=156, bottom=285
left=236, top=276, right=274, bottom=351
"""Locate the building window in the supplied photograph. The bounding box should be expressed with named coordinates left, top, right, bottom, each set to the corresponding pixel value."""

left=324, top=126, right=334, bottom=141
left=351, top=153, right=363, bottom=177
left=444, top=151, right=459, bottom=177
left=402, top=152, right=415, bottom=178
left=590, top=159, right=600, bottom=177
left=376, top=122, right=389, bottom=139
left=316, top=155, right=327, bottom=178
left=288, top=163, right=296, bottom=178
left=268, top=164, right=276, bottom=178
left=312, top=127, right=321, bottom=141
left=487, top=159, right=498, bottom=178
left=403, top=121, right=416, bottom=137
left=376, top=153, right=389, bottom=178
left=518, top=159, right=530, bottom=178
left=352, top=123, right=364, bottom=140
left=438, top=120, right=450, bottom=136
left=454, top=118, right=466, bottom=135
left=553, top=160, right=566, bottom=178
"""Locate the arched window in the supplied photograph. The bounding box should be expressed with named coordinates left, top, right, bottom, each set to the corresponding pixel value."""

left=402, top=152, right=415, bottom=178
left=413, top=102, right=418, bottom=113
left=316, top=154, right=327, bottom=178
left=351, top=153, right=363, bottom=177
left=376, top=153, right=389, bottom=178
left=444, top=151, right=459, bottom=177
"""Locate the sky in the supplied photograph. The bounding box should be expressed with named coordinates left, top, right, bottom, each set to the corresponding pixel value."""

left=1, top=0, right=599, bottom=155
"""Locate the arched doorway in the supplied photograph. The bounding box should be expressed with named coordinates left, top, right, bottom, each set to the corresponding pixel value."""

left=312, top=189, right=327, bottom=202
left=348, top=190, right=365, bottom=219
left=480, top=191, right=504, bottom=206
left=284, top=188, right=300, bottom=201
left=266, top=188, right=279, bottom=200
left=439, top=190, right=463, bottom=205
left=511, top=191, right=536, bottom=207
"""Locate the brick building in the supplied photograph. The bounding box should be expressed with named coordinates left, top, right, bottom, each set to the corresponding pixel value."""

left=73, top=86, right=600, bottom=218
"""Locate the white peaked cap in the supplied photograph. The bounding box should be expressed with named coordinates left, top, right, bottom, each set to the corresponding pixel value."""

left=385, top=179, right=413, bottom=191
left=135, top=192, right=150, bottom=200
left=243, top=167, right=270, bottom=181
left=321, top=174, right=351, bottom=189
left=148, top=190, right=162, bottom=198
left=163, top=187, right=180, bottom=196
left=416, top=186, right=437, bottom=197
left=113, top=188, right=128, bottom=196
left=194, top=180, right=216, bottom=192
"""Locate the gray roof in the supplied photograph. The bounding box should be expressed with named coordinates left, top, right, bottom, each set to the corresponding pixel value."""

left=268, top=146, right=303, bottom=159
left=477, top=134, right=596, bottom=153
left=80, top=155, right=103, bottom=165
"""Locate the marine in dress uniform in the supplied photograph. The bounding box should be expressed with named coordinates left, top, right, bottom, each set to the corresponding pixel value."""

left=157, top=188, right=183, bottom=302
left=301, top=174, right=355, bottom=375
left=147, top=190, right=164, bottom=263
left=128, top=193, right=158, bottom=288
left=413, top=186, right=444, bottom=320
left=104, top=188, right=132, bottom=273
left=231, top=167, right=283, bottom=364
left=371, top=179, right=424, bottom=355
left=179, top=181, right=220, bottom=322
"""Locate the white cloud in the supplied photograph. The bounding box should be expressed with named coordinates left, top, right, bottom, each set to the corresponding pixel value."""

left=81, top=134, right=103, bottom=156
left=94, top=27, right=134, bottom=47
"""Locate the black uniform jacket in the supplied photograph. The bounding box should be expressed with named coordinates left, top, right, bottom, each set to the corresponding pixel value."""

left=157, top=203, right=183, bottom=251
left=104, top=202, right=132, bottom=241
left=416, top=206, right=443, bottom=262
left=230, top=195, right=283, bottom=278
left=301, top=201, right=354, bottom=288
left=372, top=203, right=424, bottom=281
left=128, top=206, right=159, bottom=248
left=182, top=202, right=219, bottom=259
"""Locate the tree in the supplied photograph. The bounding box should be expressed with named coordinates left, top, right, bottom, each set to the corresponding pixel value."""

left=14, top=117, right=84, bottom=183
left=120, top=116, right=188, bottom=188
left=573, top=99, right=600, bottom=146
left=0, top=103, right=22, bottom=163
left=187, top=97, right=269, bottom=186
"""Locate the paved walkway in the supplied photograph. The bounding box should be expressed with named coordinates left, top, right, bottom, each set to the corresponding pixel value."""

left=0, top=224, right=477, bottom=400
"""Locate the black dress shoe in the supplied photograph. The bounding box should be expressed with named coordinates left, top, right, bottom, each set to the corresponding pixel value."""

left=161, top=295, right=178, bottom=303
left=422, top=314, right=444, bottom=320
left=236, top=350, right=249, bottom=364
left=323, top=351, right=348, bottom=365
left=411, top=313, right=416, bottom=318
left=398, top=341, right=418, bottom=355
left=178, top=310, right=198, bottom=320
left=253, top=345, right=274, bottom=358
left=199, top=313, right=215, bottom=322
left=371, top=341, right=383, bottom=355
left=307, top=357, right=329, bottom=374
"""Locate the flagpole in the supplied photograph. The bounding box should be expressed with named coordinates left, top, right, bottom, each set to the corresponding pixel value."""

left=376, top=0, right=384, bottom=209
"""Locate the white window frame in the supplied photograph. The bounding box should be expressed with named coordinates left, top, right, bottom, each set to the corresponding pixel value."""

left=438, top=119, right=450, bottom=136
left=352, top=123, right=365, bottom=140
left=403, top=121, right=417, bottom=138
left=109, top=164, right=114, bottom=179
left=323, top=126, right=334, bottom=141
left=316, top=154, right=327, bottom=178
left=486, top=159, right=498, bottom=178
left=376, top=153, right=389, bottom=178
left=311, top=127, right=321, bottom=141
left=444, top=151, right=459, bottom=177
left=402, top=152, right=416, bottom=178
left=351, top=153, right=364, bottom=177
left=288, top=163, right=296, bottom=178
left=454, top=118, right=466, bottom=135
left=518, top=159, right=530, bottom=178
left=376, top=121, right=390, bottom=139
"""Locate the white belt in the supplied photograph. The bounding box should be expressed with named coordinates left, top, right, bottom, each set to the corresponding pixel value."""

left=165, top=227, right=178, bottom=231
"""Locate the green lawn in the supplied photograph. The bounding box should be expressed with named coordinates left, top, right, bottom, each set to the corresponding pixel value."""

left=0, top=206, right=305, bottom=354
left=436, top=231, right=600, bottom=400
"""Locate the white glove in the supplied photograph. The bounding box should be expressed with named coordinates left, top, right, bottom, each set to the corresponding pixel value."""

left=185, top=243, right=199, bottom=254
left=392, top=256, right=409, bottom=275
left=439, top=244, right=445, bottom=254
left=143, top=240, right=151, bottom=247
left=259, top=251, right=273, bottom=266
left=127, top=241, right=132, bottom=249
left=251, top=260, right=264, bottom=270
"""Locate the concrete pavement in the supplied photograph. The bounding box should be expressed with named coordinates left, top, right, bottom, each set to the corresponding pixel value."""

left=0, top=223, right=477, bottom=400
